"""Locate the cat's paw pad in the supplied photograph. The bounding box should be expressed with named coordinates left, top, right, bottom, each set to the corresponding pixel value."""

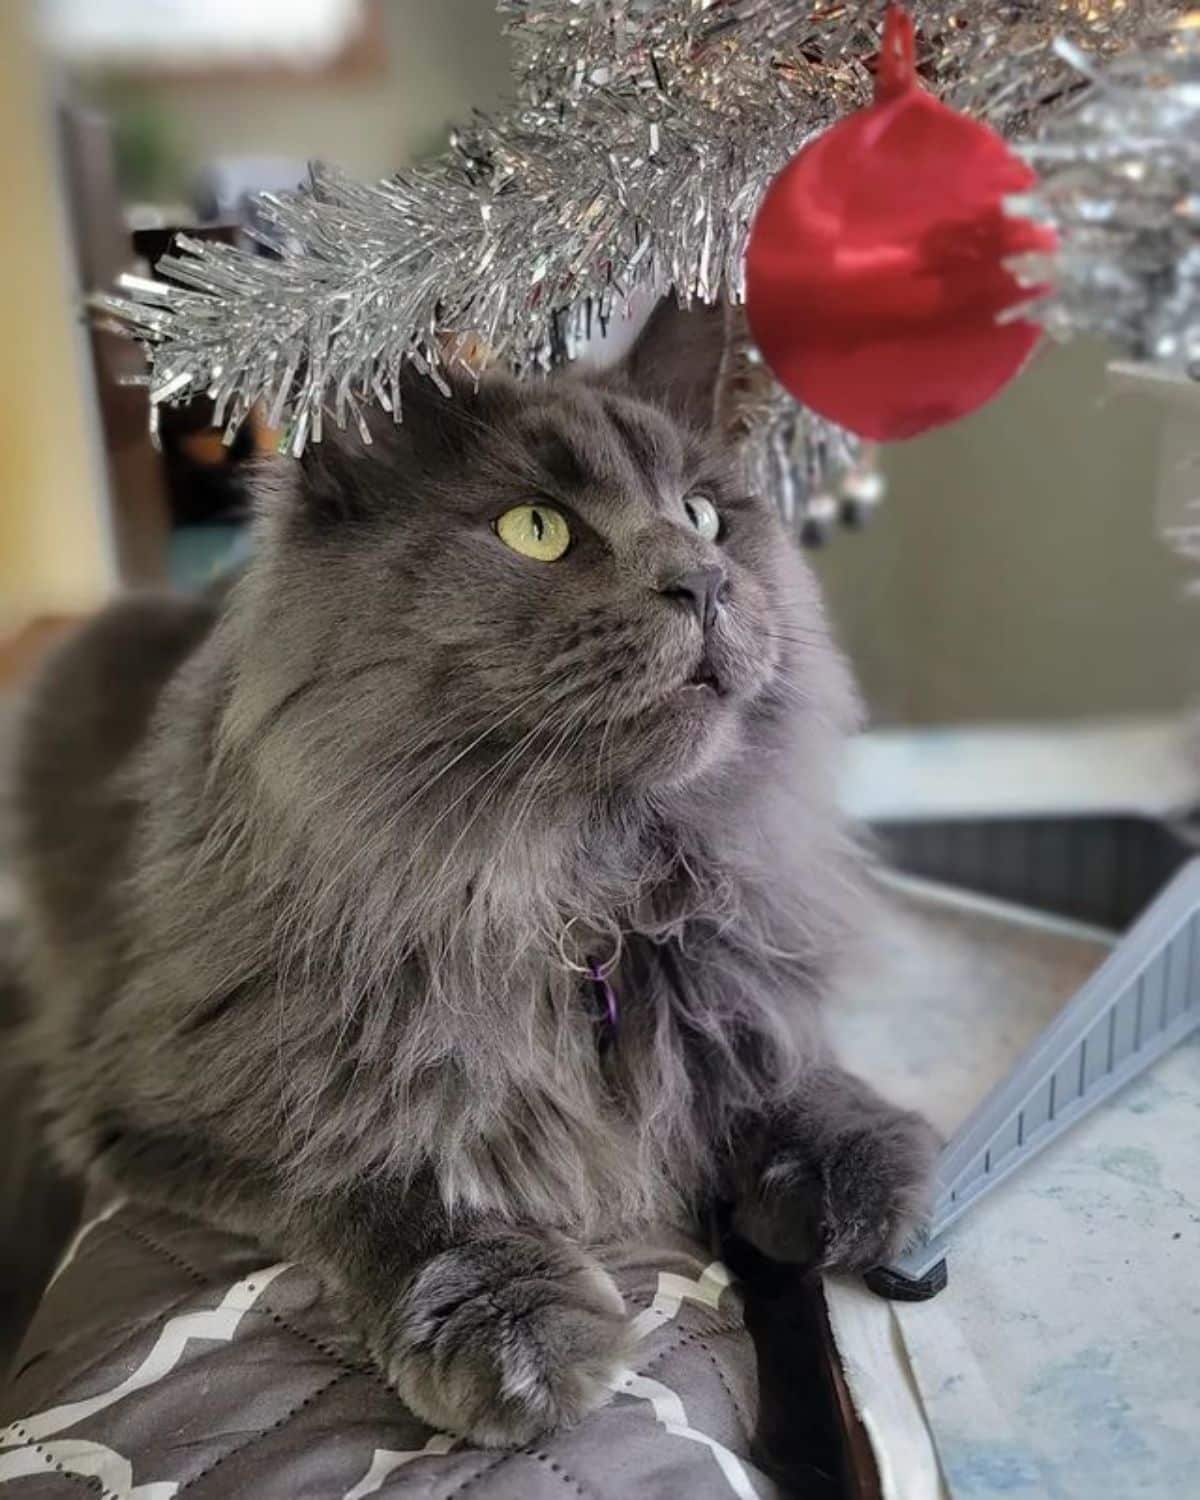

left=736, top=1108, right=939, bottom=1271
left=381, top=1230, right=630, bottom=1447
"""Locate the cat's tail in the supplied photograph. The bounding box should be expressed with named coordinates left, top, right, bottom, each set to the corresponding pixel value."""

left=0, top=867, right=83, bottom=1373
left=0, top=690, right=83, bottom=1367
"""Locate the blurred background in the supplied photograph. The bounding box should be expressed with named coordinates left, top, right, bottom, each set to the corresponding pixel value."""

left=3, top=1, right=1195, bottom=1456
left=0, top=0, right=1195, bottom=727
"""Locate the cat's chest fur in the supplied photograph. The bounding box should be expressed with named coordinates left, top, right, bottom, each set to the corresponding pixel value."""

left=365, top=909, right=804, bottom=1237
left=263, top=926, right=752, bottom=1239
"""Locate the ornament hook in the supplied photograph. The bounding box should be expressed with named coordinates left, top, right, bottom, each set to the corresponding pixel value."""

left=876, top=2, right=918, bottom=103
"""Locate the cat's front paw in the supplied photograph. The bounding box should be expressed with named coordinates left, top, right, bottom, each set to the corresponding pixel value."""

left=735, top=1103, right=939, bottom=1272
left=380, top=1229, right=630, bottom=1447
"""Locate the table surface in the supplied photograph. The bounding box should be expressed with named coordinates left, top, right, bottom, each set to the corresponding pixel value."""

left=828, top=720, right=1200, bottom=1500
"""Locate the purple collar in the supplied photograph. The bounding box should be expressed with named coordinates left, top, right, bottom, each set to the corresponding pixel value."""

left=588, top=958, right=619, bottom=1039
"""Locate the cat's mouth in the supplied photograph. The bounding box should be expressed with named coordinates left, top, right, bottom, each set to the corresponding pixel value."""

left=684, top=654, right=727, bottom=697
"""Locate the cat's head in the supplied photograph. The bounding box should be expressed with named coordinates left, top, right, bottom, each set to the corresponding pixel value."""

left=229, top=302, right=856, bottom=839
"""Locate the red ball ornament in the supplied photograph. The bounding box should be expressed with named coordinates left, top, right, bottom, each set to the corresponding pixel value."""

left=744, top=3, right=1057, bottom=443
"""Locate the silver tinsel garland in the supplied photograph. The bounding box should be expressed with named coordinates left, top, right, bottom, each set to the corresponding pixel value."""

left=1016, top=20, right=1200, bottom=375
left=93, top=0, right=1191, bottom=538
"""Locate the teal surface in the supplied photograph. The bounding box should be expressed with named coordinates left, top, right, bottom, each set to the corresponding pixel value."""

left=168, top=525, right=249, bottom=591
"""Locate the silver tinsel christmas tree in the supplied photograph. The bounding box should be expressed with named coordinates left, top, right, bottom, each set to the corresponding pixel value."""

left=95, top=0, right=1196, bottom=540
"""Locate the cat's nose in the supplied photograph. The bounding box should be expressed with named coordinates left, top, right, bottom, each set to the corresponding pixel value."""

left=660, top=565, right=728, bottom=632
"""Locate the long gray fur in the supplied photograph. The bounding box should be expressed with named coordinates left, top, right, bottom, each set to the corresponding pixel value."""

left=11, top=303, right=936, bottom=1445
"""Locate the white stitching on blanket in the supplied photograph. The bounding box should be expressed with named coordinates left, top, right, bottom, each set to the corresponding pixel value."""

left=173, top=1370, right=350, bottom=1495
left=20, top=1279, right=217, bottom=1419
left=628, top=1262, right=735, bottom=1343
left=526, top=1449, right=605, bottom=1500
left=603, top=1263, right=762, bottom=1500
left=338, top=1258, right=739, bottom=1500
left=20, top=1213, right=242, bottom=1412
left=46, top=1199, right=128, bottom=1289
left=114, top=1221, right=210, bottom=1286
left=0, top=1432, right=178, bottom=1500
left=0, top=1264, right=291, bottom=1447
left=341, top=1433, right=458, bottom=1499
left=604, top=1368, right=762, bottom=1500
left=636, top=1324, right=754, bottom=1444
left=6, top=1254, right=760, bottom=1498
left=116, top=1217, right=390, bottom=1393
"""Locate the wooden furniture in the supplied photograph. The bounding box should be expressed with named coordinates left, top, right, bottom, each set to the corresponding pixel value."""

left=58, top=102, right=171, bottom=589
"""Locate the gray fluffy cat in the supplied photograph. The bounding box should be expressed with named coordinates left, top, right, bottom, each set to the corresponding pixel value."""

left=14, top=303, right=936, bottom=1446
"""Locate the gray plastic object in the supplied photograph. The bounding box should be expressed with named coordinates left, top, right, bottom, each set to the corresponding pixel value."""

left=865, top=813, right=1200, bottom=1299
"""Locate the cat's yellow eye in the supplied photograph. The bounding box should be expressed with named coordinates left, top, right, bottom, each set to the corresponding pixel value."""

left=495, top=504, right=571, bottom=562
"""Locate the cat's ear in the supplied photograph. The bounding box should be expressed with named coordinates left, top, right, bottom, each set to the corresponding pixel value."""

left=615, top=296, right=738, bottom=432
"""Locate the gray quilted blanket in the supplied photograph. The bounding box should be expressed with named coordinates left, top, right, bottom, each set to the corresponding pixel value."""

left=0, top=1201, right=782, bottom=1499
